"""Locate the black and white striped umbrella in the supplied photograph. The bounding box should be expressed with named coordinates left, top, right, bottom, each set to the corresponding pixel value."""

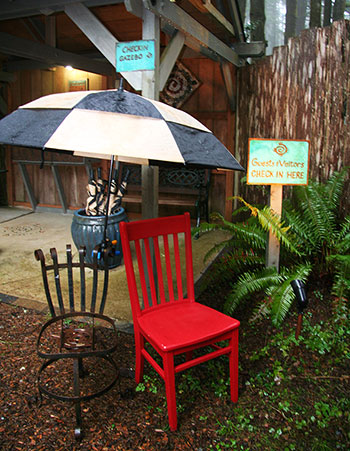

left=0, top=87, right=244, bottom=171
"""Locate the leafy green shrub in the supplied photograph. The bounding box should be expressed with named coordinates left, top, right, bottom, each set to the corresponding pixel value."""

left=196, top=168, right=350, bottom=324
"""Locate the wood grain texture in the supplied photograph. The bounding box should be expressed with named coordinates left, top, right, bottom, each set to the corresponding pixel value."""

left=237, top=20, right=350, bottom=212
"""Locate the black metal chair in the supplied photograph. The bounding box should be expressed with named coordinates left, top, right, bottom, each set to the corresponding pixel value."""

left=34, top=244, right=118, bottom=439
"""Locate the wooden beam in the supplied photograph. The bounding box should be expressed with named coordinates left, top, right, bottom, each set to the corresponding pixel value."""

left=124, top=0, right=143, bottom=18
left=64, top=2, right=142, bottom=90
left=159, top=30, right=185, bottom=91
left=220, top=61, right=236, bottom=111
left=45, top=15, right=56, bottom=47
left=142, top=0, right=243, bottom=67
left=227, top=0, right=246, bottom=42
left=187, top=0, right=235, bottom=37
left=0, top=32, right=115, bottom=75
left=51, top=165, right=68, bottom=213
left=5, top=59, right=57, bottom=72
left=161, top=22, right=219, bottom=61
left=232, top=42, right=266, bottom=58
left=18, top=162, right=37, bottom=211
left=128, top=0, right=220, bottom=64
left=142, top=7, right=159, bottom=221
left=21, top=17, right=45, bottom=42
left=142, top=8, right=160, bottom=99
left=0, top=0, right=124, bottom=21
left=224, top=107, right=235, bottom=220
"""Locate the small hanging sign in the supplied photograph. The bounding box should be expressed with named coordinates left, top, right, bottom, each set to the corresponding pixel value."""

left=247, top=138, right=310, bottom=185
left=116, top=40, right=155, bottom=72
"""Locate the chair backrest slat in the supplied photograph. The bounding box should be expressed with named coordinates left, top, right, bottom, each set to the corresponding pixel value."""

left=120, top=213, right=195, bottom=318
left=34, top=249, right=56, bottom=317
left=79, top=247, right=86, bottom=311
left=50, top=248, right=65, bottom=315
left=163, top=234, right=175, bottom=303
left=66, top=245, right=74, bottom=312
left=35, top=244, right=111, bottom=317
left=153, top=235, right=166, bottom=305
left=172, top=232, right=183, bottom=301
left=133, top=239, right=149, bottom=309
left=184, top=223, right=195, bottom=301
left=144, top=237, right=158, bottom=306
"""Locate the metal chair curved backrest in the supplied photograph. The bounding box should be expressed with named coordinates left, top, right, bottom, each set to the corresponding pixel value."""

left=34, top=244, right=118, bottom=439
left=120, top=212, right=240, bottom=431
left=35, top=245, right=110, bottom=318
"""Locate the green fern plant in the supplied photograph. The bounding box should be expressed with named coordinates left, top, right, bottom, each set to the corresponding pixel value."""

left=195, top=168, right=350, bottom=325
left=283, top=169, right=350, bottom=273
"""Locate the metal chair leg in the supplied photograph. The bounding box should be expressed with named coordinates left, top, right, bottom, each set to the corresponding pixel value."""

left=78, top=357, right=88, bottom=378
left=73, top=359, right=82, bottom=440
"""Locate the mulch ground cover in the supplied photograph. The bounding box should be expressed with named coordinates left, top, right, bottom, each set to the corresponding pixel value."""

left=0, top=277, right=349, bottom=450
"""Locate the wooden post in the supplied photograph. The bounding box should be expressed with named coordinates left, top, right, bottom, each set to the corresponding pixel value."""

left=141, top=7, right=160, bottom=303
left=141, top=7, right=160, bottom=220
left=266, top=184, right=283, bottom=271
left=224, top=105, right=235, bottom=220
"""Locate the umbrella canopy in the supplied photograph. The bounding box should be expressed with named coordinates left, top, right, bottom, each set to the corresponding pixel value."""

left=0, top=88, right=244, bottom=171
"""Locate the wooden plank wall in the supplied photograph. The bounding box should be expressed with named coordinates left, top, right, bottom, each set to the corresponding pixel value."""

left=6, top=59, right=236, bottom=216
left=182, top=58, right=236, bottom=216
left=236, top=20, right=350, bottom=212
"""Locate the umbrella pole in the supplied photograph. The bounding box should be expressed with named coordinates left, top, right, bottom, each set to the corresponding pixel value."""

left=102, top=155, right=115, bottom=248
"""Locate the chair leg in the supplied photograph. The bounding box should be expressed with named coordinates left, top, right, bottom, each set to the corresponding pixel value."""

left=135, top=333, right=145, bottom=384
left=78, top=357, right=86, bottom=378
left=163, top=353, right=177, bottom=431
left=73, top=359, right=83, bottom=440
left=229, top=329, right=239, bottom=403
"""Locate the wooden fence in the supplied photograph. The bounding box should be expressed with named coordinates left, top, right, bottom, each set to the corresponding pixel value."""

left=236, top=19, right=350, bottom=212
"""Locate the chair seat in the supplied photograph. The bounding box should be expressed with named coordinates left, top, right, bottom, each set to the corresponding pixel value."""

left=139, top=302, right=240, bottom=352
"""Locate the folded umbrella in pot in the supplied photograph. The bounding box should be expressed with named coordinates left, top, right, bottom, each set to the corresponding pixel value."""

left=85, top=168, right=99, bottom=216
left=109, top=168, right=130, bottom=215
left=95, top=167, right=108, bottom=215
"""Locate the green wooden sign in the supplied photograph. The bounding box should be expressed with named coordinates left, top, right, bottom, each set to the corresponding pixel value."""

left=116, top=40, right=155, bottom=72
left=247, top=138, right=310, bottom=185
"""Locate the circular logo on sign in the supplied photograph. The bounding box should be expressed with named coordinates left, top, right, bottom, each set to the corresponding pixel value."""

left=273, top=142, right=288, bottom=156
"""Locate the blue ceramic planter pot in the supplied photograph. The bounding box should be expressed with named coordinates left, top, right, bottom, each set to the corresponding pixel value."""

left=71, top=208, right=128, bottom=268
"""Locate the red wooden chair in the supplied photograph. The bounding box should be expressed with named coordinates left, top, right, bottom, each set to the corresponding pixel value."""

left=120, top=212, right=240, bottom=431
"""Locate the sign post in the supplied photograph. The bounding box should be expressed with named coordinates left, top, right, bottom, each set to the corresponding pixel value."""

left=247, top=139, right=310, bottom=270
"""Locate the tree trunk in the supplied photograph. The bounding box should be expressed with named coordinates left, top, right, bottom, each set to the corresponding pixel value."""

left=250, top=0, right=266, bottom=42
left=296, top=0, right=307, bottom=33
left=310, top=0, right=322, bottom=28
left=323, top=0, right=332, bottom=26
left=333, top=0, right=346, bottom=20
left=285, top=0, right=297, bottom=44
